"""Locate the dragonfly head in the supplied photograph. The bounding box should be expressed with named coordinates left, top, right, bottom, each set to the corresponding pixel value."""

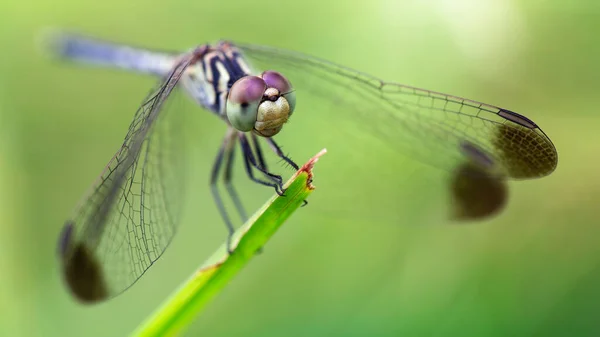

left=226, top=70, right=296, bottom=137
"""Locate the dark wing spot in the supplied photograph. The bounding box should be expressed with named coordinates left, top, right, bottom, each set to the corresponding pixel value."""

left=450, top=162, right=508, bottom=221
left=493, top=124, right=558, bottom=179
left=63, top=243, right=108, bottom=303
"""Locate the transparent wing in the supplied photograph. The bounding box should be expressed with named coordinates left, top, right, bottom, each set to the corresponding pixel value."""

left=236, top=43, right=558, bottom=180
left=58, top=54, right=192, bottom=302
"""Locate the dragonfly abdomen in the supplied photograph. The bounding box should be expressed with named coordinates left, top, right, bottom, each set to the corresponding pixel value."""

left=45, top=31, right=177, bottom=76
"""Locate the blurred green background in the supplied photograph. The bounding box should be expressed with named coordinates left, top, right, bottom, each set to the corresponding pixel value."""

left=1, top=0, right=600, bottom=336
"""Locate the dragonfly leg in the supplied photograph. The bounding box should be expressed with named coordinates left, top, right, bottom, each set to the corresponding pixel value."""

left=223, top=140, right=248, bottom=223
left=246, top=134, right=283, bottom=184
left=239, top=133, right=285, bottom=195
left=265, top=138, right=299, bottom=170
left=250, top=133, right=284, bottom=186
left=265, top=138, right=309, bottom=206
left=250, top=133, right=269, bottom=172
left=211, top=132, right=237, bottom=254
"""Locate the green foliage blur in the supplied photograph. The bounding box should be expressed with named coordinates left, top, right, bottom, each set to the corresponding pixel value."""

left=1, top=0, right=599, bottom=336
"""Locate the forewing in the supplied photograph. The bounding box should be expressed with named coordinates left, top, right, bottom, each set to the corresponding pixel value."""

left=58, top=54, right=193, bottom=302
left=236, top=42, right=558, bottom=179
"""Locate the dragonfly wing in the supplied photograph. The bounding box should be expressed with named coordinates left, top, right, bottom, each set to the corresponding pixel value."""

left=57, top=54, right=192, bottom=302
left=236, top=42, right=558, bottom=180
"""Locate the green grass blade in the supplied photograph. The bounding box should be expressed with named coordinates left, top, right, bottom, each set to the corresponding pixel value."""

left=130, top=149, right=327, bottom=337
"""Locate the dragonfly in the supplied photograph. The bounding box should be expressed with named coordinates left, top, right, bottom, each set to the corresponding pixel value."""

left=47, top=31, right=558, bottom=303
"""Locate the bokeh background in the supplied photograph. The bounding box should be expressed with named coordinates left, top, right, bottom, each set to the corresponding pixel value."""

left=1, top=0, right=600, bottom=336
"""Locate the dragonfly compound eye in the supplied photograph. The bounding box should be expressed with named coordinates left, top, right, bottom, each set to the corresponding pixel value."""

left=226, top=76, right=267, bottom=132
left=262, top=70, right=291, bottom=93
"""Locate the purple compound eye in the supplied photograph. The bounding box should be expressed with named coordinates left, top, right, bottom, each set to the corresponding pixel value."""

left=261, top=70, right=292, bottom=93
left=226, top=76, right=267, bottom=132
left=228, top=76, right=266, bottom=105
